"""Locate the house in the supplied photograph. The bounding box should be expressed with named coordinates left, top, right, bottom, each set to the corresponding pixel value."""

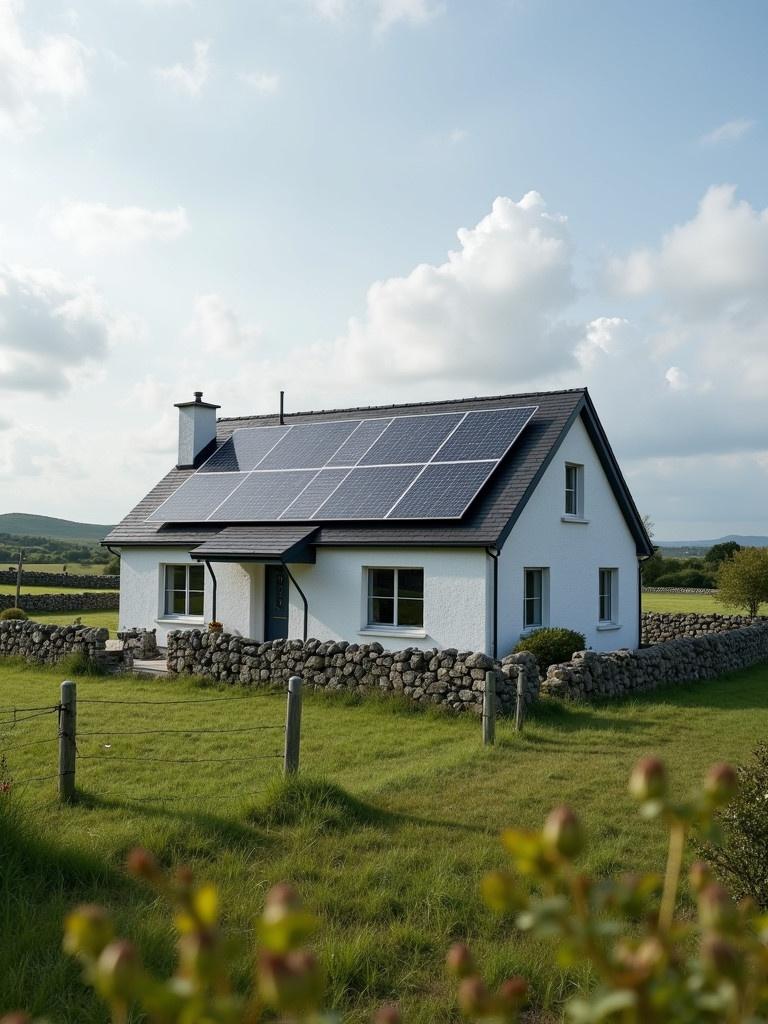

left=105, top=388, right=653, bottom=655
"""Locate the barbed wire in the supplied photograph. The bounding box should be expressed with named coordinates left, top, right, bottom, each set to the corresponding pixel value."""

left=78, top=692, right=282, bottom=706
left=0, top=708, right=60, bottom=728
left=77, top=724, right=283, bottom=737
left=0, top=703, right=61, bottom=714
left=0, top=735, right=59, bottom=752
left=11, top=772, right=60, bottom=786
left=77, top=752, right=282, bottom=764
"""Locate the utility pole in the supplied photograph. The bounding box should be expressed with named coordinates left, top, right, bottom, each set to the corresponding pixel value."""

left=15, top=548, right=24, bottom=609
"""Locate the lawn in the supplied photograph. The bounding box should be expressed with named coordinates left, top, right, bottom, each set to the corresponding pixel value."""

left=1, top=659, right=767, bottom=1022
left=643, top=591, right=768, bottom=615
left=0, top=563, right=109, bottom=575
left=0, top=584, right=118, bottom=596
left=17, top=610, right=119, bottom=632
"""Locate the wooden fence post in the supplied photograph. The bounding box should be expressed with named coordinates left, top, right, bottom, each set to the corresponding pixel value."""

left=515, top=666, right=526, bottom=733
left=284, top=675, right=302, bottom=775
left=58, top=680, right=77, bottom=803
left=482, top=670, right=496, bottom=746
left=15, top=548, right=23, bottom=609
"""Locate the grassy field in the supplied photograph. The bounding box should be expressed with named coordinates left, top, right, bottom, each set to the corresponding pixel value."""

left=0, top=563, right=110, bottom=575
left=0, top=584, right=118, bottom=597
left=643, top=591, right=768, bottom=615
left=2, top=659, right=767, bottom=1022
left=15, top=610, right=119, bottom=632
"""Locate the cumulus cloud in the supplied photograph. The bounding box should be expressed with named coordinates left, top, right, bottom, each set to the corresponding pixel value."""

left=608, top=185, right=768, bottom=315
left=156, top=40, right=210, bottom=96
left=309, top=0, right=443, bottom=29
left=700, top=117, right=754, bottom=146
left=0, top=0, right=89, bottom=136
left=185, top=294, right=262, bottom=354
left=0, top=265, right=125, bottom=395
left=239, top=71, right=280, bottom=95
left=47, top=201, right=190, bottom=250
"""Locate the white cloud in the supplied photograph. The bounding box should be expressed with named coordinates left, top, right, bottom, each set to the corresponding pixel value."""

left=0, top=0, right=89, bottom=136
left=47, top=202, right=190, bottom=250
left=156, top=39, right=210, bottom=96
left=375, top=0, right=443, bottom=30
left=700, top=117, right=754, bottom=146
left=608, top=185, right=768, bottom=314
left=184, top=293, right=262, bottom=354
left=239, top=71, right=280, bottom=95
left=0, top=264, right=126, bottom=395
left=449, top=127, right=468, bottom=144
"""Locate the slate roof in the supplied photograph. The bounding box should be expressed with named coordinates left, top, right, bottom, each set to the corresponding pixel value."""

left=105, top=387, right=653, bottom=557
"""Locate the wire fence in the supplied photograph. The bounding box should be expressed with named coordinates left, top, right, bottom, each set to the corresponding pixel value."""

left=0, top=678, right=303, bottom=809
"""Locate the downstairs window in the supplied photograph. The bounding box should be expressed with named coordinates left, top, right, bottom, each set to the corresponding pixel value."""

left=367, top=567, right=424, bottom=628
left=164, top=564, right=205, bottom=617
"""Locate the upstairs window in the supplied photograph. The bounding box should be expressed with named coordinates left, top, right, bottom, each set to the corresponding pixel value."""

left=164, top=564, right=205, bottom=617
left=367, top=568, right=424, bottom=628
left=565, top=463, right=584, bottom=517
left=524, top=568, right=548, bottom=629
left=599, top=568, right=618, bottom=623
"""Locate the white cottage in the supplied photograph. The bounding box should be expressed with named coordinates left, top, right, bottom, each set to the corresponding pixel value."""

left=106, top=388, right=653, bottom=656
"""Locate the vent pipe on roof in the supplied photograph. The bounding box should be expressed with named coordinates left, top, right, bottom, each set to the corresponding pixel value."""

left=279, top=390, right=285, bottom=426
left=175, top=391, right=221, bottom=469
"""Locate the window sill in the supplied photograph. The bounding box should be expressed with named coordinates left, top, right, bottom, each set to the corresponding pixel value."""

left=561, top=516, right=590, bottom=525
left=359, top=626, right=427, bottom=640
left=156, top=616, right=205, bottom=626
left=596, top=622, right=621, bottom=631
left=520, top=625, right=545, bottom=636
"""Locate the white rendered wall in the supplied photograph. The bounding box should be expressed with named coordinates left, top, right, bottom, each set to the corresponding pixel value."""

left=287, top=547, right=489, bottom=653
left=119, top=547, right=258, bottom=645
left=497, top=414, right=640, bottom=655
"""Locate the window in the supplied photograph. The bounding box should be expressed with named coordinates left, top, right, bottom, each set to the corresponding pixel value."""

left=565, top=463, right=584, bottom=517
left=524, top=568, right=548, bottom=629
left=164, top=564, right=205, bottom=617
left=599, top=568, right=617, bottom=623
left=367, top=568, right=424, bottom=628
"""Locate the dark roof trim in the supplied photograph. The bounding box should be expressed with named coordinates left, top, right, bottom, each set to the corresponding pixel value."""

left=495, top=391, right=653, bottom=557
left=189, top=531, right=318, bottom=564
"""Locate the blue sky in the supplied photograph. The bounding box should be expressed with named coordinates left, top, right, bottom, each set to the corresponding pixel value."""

left=0, top=0, right=766, bottom=539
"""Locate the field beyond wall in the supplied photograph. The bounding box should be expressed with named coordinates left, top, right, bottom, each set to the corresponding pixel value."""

left=2, top=659, right=767, bottom=1022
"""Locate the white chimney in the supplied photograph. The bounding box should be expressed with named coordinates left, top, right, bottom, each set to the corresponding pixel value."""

left=175, top=391, right=220, bottom=468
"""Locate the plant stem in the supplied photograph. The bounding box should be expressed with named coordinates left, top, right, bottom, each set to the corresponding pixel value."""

left=659, top=820, right=686, bottom=933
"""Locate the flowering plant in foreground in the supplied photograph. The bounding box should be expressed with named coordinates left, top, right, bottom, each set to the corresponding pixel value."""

left=2, top=758, right=768, bottom=1023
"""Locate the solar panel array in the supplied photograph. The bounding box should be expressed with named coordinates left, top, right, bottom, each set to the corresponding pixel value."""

left=148, top=405, right=537, bottom=524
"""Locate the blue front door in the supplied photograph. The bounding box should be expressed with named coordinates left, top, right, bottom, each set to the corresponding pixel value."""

left=265, top=564, right=289, bottom=640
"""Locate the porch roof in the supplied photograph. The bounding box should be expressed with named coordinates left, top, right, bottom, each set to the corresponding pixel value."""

left=189, top=526, right=318, bottom=564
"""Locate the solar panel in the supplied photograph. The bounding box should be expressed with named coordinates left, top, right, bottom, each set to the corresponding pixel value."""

left=146, top=404, right=538, bottom=524
left=280, top=468, right=350, bottom=520
left=259, top=420, right=360, bottom=470
left=209, top=471, right=316, bottom=521
left=200, top=426, right=290, bottom=472
left=434, top=407, right=536, bottom=462
left=148, top=473, right=245, bottom=522
left=316, top=465, right=422, bottom=519
left=388, top=461, right=496, bottom=519
left=326, top=418, right=392, bottom=467
left=358, top=412, right=463, bottom=466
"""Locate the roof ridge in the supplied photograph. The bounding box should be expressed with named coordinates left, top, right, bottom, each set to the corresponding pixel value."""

left=217, top=387, right=587, bottom=423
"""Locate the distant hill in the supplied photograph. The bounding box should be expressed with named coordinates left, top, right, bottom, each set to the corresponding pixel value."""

left=0, top=513, right=114, bottom=543
left=657, top=535, right=768, bottom=552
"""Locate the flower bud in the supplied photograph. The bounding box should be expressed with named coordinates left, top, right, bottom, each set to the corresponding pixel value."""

left=704, top=763, right=738, bottom=806
left=0, top=1014, right=32, bottom=1024
left=258, top=949, right=322, bottom=1013
left=699, top=884, right=738, bottom=931
left=63, top=904, right=114, bottom=958
left=374, top=1004, right=402, bottom=1024
left=263, top=883, right=302, bottom=923
left=126, top=848, right=161, bottom=883
left=542, top=806, right=584, bottom=859
left=629, top=757, right=667, bottom=801
left=95, top=940, right=141, bottom=1001
left=701, top=934, right=741, bottom=978
left=457, top=976, right=490, bottom=1018
left=496, top=976, right=528, bottom=1014
left=446, top=943, right=475, bottom=979
left=689, top=860, right=713, bottom=893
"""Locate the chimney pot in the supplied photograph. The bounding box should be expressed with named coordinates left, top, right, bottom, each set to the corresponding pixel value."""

left=194, top=391, right=203, bottom=403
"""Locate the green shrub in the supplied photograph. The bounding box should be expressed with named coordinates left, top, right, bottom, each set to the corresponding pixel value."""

left=697, top=743, right=768, bottom=907
left=0, top=607, right=28, bottom=621
left=653, top=568, right=716, bottom=588
left=513, top=626, right=586, bottom=674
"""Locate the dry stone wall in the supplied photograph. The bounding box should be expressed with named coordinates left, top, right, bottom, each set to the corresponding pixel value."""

left=0, top=619, right=109, bottom=663
left=0, top=592, right=119, bottom=614
left=641, top=611, right=764, bottom=645
left=166, top=630, right=540, bottom=714
left=0, top=570, right=119, bottom=590
left=543, top=621, right=768, bottom=701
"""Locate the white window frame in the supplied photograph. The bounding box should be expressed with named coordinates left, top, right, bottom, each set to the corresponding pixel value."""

left=564, top=463, right=584, bottom=519
left=598, top=567, right=618, bottom=625
left=365, top=567, right=424, bottom=630
left=162, top=563, right=205, bottom=619
left=523, top=567, right=549, bottom=630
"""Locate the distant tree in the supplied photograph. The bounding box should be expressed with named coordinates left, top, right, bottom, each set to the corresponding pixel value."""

left=716, top=547, right=768, bottom=616
left=103, top=554, right=120, bottom=575
left=642, top=513, right=655, bottom=540
left=705, top=540, right=741, bottom=566
left=641, top=550, right=665, bottom=584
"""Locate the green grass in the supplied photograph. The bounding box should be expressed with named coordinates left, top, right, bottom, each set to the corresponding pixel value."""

left=0, top=584, right=117, bottom=596
left=0, top=563, right=109, bottom=575
left=18, top=610, right=119, bottom=632
left=643, top=591, right=768, bottom=615
left=1, top=660, right=767, bottom=1021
